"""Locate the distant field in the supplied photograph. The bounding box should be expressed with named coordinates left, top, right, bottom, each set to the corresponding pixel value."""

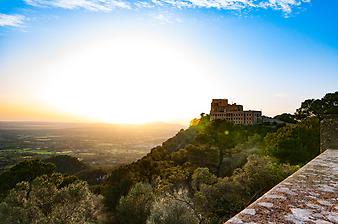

left=0, top=122, right=184, bottom=172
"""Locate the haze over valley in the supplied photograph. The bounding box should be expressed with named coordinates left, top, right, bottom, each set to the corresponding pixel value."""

left=0, top=122, right=183, bottom=172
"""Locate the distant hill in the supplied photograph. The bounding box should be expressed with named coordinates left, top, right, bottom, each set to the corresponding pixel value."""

left=44, top=155, right=88, bottom=175
left=44, top=155, right=109, bottom=185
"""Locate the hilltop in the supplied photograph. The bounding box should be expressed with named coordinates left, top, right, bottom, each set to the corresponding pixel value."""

left=103, top=113, right=320, bottom=223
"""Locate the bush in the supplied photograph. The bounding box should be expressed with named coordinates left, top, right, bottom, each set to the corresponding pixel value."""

left=147, top=190, right=199, bottom=224
left=0, top=173, right=103, bottom=224
left=116, top=182, right=154, bottom=224
left=0, top=160, right=56, bottom=200
left=264, top=117, right=320, bottom=165
left=193, top=155, right=297, bottom=223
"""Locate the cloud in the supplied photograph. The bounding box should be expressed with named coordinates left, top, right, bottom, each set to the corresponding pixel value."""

left=24, top=0, right=131, bottom=11
left=145, top=0, right=311, bottom=14
left=154, top=12, right=182, bottom=23
left=0, top=13, right=25, bottom=27
left=259, top=0, right=309, bottom=14
left=23, top=0, right=311, bottom=15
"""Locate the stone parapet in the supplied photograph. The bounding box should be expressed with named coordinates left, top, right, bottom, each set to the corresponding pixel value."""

left=225, top=149, right=338, bottom=224
left=320, top=114, right=338, bottom=152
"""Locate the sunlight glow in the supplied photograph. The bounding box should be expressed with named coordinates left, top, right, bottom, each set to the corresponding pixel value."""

left=37, top=33, right=214, bottom=124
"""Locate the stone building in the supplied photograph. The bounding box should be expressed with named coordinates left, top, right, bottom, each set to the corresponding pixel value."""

left=210, top=99, right=262, bottom=125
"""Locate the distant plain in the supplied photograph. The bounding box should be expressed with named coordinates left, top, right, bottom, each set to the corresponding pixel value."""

left=0, top=122, right=184, bottom=172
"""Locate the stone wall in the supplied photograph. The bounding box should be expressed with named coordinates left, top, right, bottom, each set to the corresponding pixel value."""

left=225, top=150, right=338, bottom=224
left=320, top=114, right=338, bottom=152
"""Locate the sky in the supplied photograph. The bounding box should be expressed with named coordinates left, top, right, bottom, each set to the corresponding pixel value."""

left=0, top=0, right=337, bottom=124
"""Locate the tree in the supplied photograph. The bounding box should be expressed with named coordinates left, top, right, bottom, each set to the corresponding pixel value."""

left=295, top=91, right=338, bottom=120
left=321, top=91, right=338, bottom=114
left=193, top=176, right=244, bottom=223
left=116, top=182, right=154, bottom=224
left=104, top=167, right=135, bottom=210
left=232, top=155, right=297, bottom=201
left=184, top=144, right=220, bottom=173
left=44, top=155, right=88, bottom=175
left=0, top=174, right=103, bottom=224
left=264, top=117, right=320, bottom=165
left=190, top=118, right=201, bottom=127
left=191, top=168, right=217, bottom=192
left=157, top=165, right=192, bottom=192
left=274, top=113, right=297, bottom=124
left=147, top=190, right=199, bottom=224
left=0, top=160, right=56, bottom=200
left=193, top=155, right=297, bottom=223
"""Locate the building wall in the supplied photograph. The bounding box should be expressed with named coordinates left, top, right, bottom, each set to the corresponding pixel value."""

left=210, top=111, right=262, bottom=124
left=226, top=104, right=243, bottom=112
left=209, top=99, right=262, bottom=125
left=210, top=99, right=229, bottom=113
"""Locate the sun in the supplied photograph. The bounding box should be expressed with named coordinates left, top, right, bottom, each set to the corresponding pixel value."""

left=37, top=32, right=214, bottom=124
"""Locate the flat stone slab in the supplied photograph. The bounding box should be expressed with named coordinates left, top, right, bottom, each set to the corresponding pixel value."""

left=225, top=149, right=338, bottom=224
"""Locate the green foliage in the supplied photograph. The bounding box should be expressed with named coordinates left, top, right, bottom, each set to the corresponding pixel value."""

left=232, top=155, right=298, bottom=199
left=0, top=174, right=103, bottom=224
left=191, top=168, right=217, bottom=192
left=76, top=168, right=107, bottom=185
left=193, top=155, right=297, bottom=223
left=104, top=117, right=280, bottom=212
left=44, top=155, right=88, bottom=175
left=116, top=182, right=154, bottom=224
left=218, top=154, right=246, bottom=177
left=157, top=165, right=192, bottom=192
left=295, top=91, right=338, bottom=120
left=196, top=120, right=243, bottom=148
left=183, top=144, right=220, bottom=172
left=162, top=128, right=199, bottom=152
left=0, top=160, right=56, bottom=200
left=264, top=117, right=320, bottom=164
left=147, top=190, right=199, bottom=224
left=104, top=167, right=135, bottom=210
left=274, top=113, right=297, bottom=124
left=219, top=134, right=263, bottom=177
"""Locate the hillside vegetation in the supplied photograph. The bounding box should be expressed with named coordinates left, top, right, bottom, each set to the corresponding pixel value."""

left=103, top=115, right=317, bottom=223
left=0, top=91, right=336, bottom=224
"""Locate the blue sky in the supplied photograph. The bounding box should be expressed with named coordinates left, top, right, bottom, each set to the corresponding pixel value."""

left=0, top=0, right=337, bottom=123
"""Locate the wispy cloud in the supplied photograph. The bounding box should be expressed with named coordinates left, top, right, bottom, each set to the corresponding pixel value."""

left=259, top=0, right=310, bottom=14
left=154, top=12, right=182, bottom=24
left=143, top=0, right=311, bottom=14
left=24, top=0, right=131, bottom=11
left=0, top=13, right=25, bottom=27
left=23, top=0, right=311, bottom=15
